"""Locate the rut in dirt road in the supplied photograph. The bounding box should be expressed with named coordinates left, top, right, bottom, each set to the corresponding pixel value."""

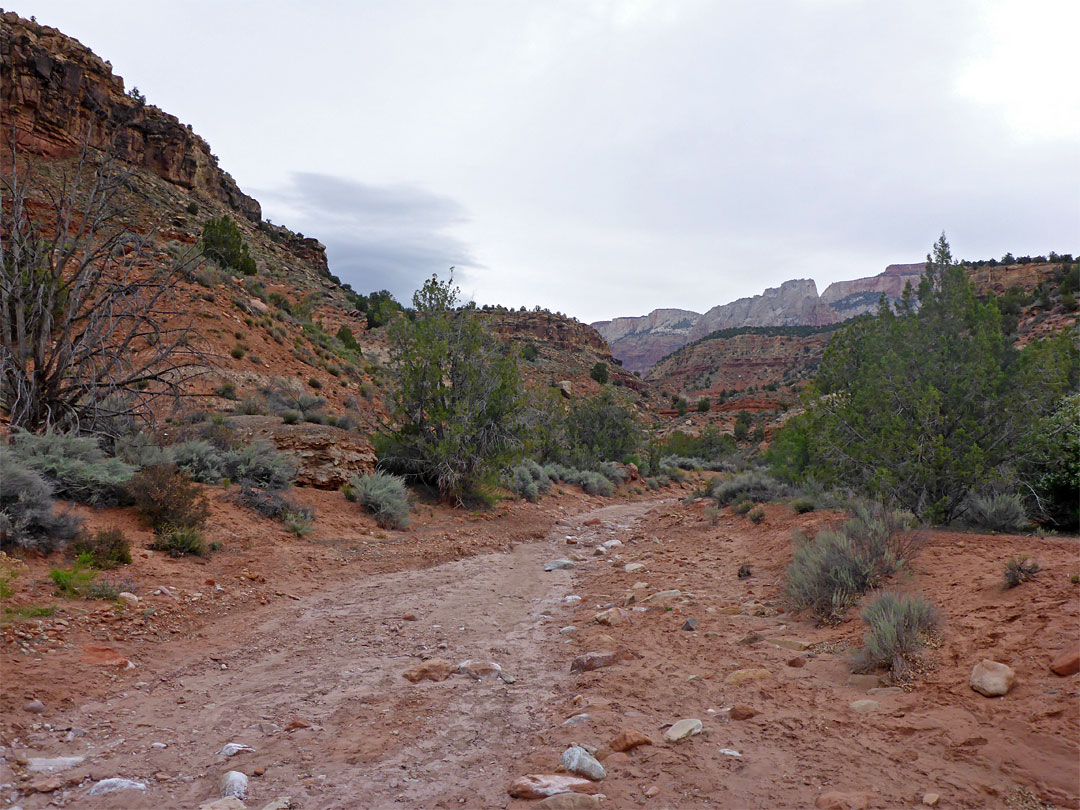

left=17, top=498, right=669, bottom=810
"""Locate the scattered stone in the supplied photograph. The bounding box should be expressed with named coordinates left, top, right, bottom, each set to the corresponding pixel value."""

left=457, top=660, right=503, bottom=680
left=632, top=581, right=648, bottom=589
left=564, top=595, right=582, bottom=605
left=602, top=539, right=622, bottom=549
left=663, top=718, right=703, bottom=742
left=970, top=659, right=1015, bottom=697
left=118, top=591, right=139, bottom=606
left=787, top=656, right=806, bottom=668
left=643, top=784, right=660, bottom=798
left=571, top=651, right=621, bottom=673
left=849, top=699, right=881, bottom=713
left=561, top=746, right=606, bottom=781
left=771, top=638, right=811, bottom=652
left=284, top=718, right=310, bottom=731
left=738, top=632, right=764, bottom=646
left=403, top=658, right=455, bottom=683
left=724, top=668, right=771, bottom=686
left=151, top=742, right=167, bottom=749
left=221, top=770, right=249, bottom=799
left=23, top=699, right=45, bottom=713
left=536, top=793, right=601, bottom=809
left=562, top=713, right=592, bottom=726
left=845, top=674, right=881, bottom=691
left=593, top=546, right=607, bottom=556
left=402, top=612, right=418, bottom=621
left=815, top=791, right=871, bottom=809
left=922, top=793, right=941, bottom=807
left=644, top=589, right=682, bottom=602
left=583, top=518, right=602, bottom=526
left=508, top=774, right=598, bottom=799
left=546, top=559, right=576, bottom=571
left=682, top=617, right=698, bottom=631
left=729, top=704, right=757, bottom=720
left=737, top=564, right=752, bottom=578
left=1050, top=647, right=1079, bottom=677
left=27, top=756, right=84, bottom=772
left=499, top=670, right=517, bottom=684
left=87, top=778, right=147, bottom=795
left=560, top=626, right=578, bottom=635
left=82, top=645, right=134, bottom=669
left=624, top=562, right=645, bottom=573
left=258, top=799, right=295, bottom=810
left=719, top=748, right=742, bottom=758
left=218, top=743, right=256, bottom=757
left=31, top=778, right=62, bottom=793
left=602, top=751, right=630, bottom=767
left=867, top=687, right=903, bottom=697
left=595, top=607, right=627, bottom=627
left=610, top=728, right=653, bottom=752
left=198, top=799, right=247, bottom=810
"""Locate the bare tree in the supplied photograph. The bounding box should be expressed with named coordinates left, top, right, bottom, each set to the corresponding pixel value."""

left=0, top=130, right=206, bottom=436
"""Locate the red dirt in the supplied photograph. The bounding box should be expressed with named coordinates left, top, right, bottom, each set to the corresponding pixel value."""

left=2, top=486, right=1077, bottom=809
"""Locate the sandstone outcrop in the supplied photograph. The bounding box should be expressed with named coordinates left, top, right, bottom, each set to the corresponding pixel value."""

left=1, top=11, right=261, bottom=221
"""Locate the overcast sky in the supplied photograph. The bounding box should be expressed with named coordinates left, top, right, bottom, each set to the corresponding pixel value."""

left=31, top=0, right=1080, bottom=322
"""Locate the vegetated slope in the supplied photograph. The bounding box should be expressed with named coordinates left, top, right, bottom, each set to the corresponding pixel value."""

left=1, top=10, right=648, bottom=431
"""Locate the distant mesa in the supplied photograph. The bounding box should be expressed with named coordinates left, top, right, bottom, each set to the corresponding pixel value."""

left=593, top=265, right=926, bottom=374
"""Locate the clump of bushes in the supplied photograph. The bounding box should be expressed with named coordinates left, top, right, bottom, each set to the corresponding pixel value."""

left=50, top=553, right=98, bottom=597
left=127, top=465, right=210, bottom=533
left=786, top=503, right=922, bottom=623
left=747, top=505, right=766, bottom=523
left=73, top=528, right=132, bottom=569
left=852, top=592, right=939, bottom=679
left=12, top=431, right=134, bottom=506
left=149, top=524, right=206, bottom=557
left=709, top=469, right=788, bottom=506
left=168, top=439, right=296, bottom=490
left=965, top=493, right=1028, bottom=533
left=542, top=464, right=615, bottom=497
left=792, top=497, right=817, bottom=513
left=0, top=451, right=81, bottom=552
left=349, top=472, right=411, bottom=529
left=511, top=460, right=552, bottom=502
left=234, top=487, right=315, bottom=534
left=1003, top=555, right=1040, bottom=588
left=733, top=499, right=754, bottom=515
left=262, top=379, right=327, bottom=422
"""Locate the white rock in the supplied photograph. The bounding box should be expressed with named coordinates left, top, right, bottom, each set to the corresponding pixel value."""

left=560, top=745, right=606, bottom=781
left=118, top=592, right=139, bottom=606
left=27, top=756, right=84, bottom=772
left=719, top=748, right=742, bottom=758
left=602, top=539, right=623, bottom=549
left=563, top=595, right=582, bottom=605
left=218, top=743, right=256, bottom=757
left=970, top=659, right=1015, bottom=697
left=624, top=562, right=645, bottom=573
left=559, top=626, right=578, bottom=635
left=88, top=778, right=147, bottom=795
left=545, top=559, right=576, bottom=571
left=220, top=770, right=249, bottom=799
left=663, top=718, right=703, bottom=742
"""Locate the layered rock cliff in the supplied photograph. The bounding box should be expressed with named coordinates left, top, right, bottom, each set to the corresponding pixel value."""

left=820, top=263, right=925, bottom=308
left=592, top=309, right=700, bottom=374
left=686, top=279, right=839, bottom=342
left=0, top=11, right=261, bottom=221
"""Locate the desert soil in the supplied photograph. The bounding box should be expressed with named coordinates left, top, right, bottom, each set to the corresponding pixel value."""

left=1, top=487, right=1077, bottom=810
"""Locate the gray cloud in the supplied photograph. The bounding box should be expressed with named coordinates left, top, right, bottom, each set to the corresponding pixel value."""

left=258, top=173, right=475, bottom=302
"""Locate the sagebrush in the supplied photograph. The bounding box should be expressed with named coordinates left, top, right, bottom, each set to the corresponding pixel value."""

left=852, top=592, right=939, bottom=678
left=350, top=472, right=411, bottom=529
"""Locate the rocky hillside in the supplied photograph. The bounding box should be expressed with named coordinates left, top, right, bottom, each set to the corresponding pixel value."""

left=590, top=309, right=699, bottom=375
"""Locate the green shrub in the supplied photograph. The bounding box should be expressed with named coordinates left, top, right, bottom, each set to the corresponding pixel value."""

left=1003, top=555, right=1040, bottom=588
left=578, top=470, right=615, bottom=497
left=186, top=201, right=199, bottom=215
left=792, top=497, right=817, bottom=513
left=590, top=362, right=609, bottom=384
left=564, top=391, right=642, bottom=470
left=733, top=499, right=754, bottom=515
left=86, top=573, right=137, bottom=601
left=150, top=524, right=206, bottom=557
left=336, top=324, right=361, bottom=353
left=786, top=504, right=922, bottom=623
left=234, top=486, right=314, bottom=524
left=282, top=411, right=300, bottom=425
left=114, top=432, right=169, bottom=468
left=852, top=592, right=939, bottom=678
left=697, top=398, right=711, bottom=413
left=228, top=441, right=296, bottom=490
left=202, top=215, right=256, bottom=275
left=282, top=510, right=314, bottom=536
left=12, top=432, right=135, bottom=505
left=0, top=451, right=81, bottom=552
left=128, top=465, right=209, bottom=532
left=341, top=483, right=357, bottom=502
left=73, top=528, right=131, bottom=569
left=522, top=343, right=539, bottom=361
left=350, top=472, right=411, bottom=529
left=965, top=493, right=1028, bottom=532
left=169, top=440, right=228, bottom=483
left=597, top=461, right=629, bottom=483
left=510, top=460, right=551, bottom=502
left=50, top=553, right=98, bottom=597
left=710, top=470, right=788, bottom=506
left=231, top=344, right=246, bottom=360
left=747, top=505, right=765, bottom=523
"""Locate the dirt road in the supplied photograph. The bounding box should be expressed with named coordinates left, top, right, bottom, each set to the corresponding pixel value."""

left=5, top=499, right=669, bottom=810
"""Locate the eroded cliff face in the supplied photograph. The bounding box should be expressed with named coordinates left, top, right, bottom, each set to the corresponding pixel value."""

left=686, top=279, right=839, bottom=342
left=0, top=11, right=261, bottom=221
left=593, top=309, right=701, bottom=374
left=820, top=263, right=925, bottom=308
